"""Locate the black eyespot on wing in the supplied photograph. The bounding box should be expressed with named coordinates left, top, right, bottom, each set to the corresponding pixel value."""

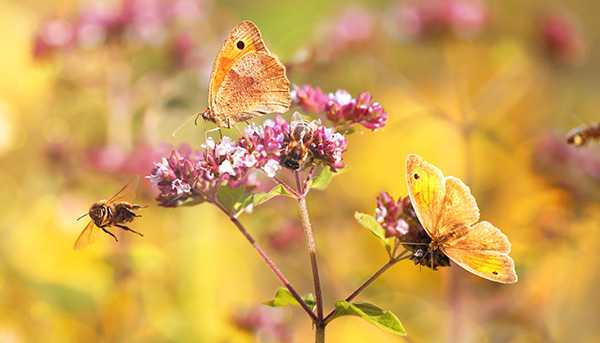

left=414, top=173, right=420, bottom=180
left=236, top=41, right=245, bottom=49
left=492, top=271, right=498, bottom=275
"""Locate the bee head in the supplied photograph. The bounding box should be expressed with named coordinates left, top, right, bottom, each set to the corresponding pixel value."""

left=89, top=202, right=108, bottom=224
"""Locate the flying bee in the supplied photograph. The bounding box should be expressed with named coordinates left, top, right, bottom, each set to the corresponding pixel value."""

left=566, top=122, right=600, bottom=147
left=74, top=179, right=146, bottom=250
left=281, top=115, right=315, bottom=170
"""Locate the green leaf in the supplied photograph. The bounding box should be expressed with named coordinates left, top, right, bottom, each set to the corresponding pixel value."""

left=311, top=167, right=336, bottom=190
left=332, top=301, right=406, bottom=336
left=233, top=184, right=292, bottom=216
left=264, top=287, right=316, bottom=309
left=252, top=184, right=292, bottom=207
left=217, top=186, right=246, bottom=212
left=354, top=212, right=386, bottom=241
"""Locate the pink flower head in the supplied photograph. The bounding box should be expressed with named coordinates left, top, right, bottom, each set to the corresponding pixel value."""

left=376, top=192, right=410, bottom=238
left=291, top=84, right=329, bottom=114
left=310, top=124, right=348, bottom=171
left=147, top=147, right=204, bottom=206
left=326, top=91, right=388, bottom=130
left=374, top=192, right=450, bottom=269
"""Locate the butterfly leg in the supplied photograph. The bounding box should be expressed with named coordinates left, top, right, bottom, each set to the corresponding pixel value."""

left=100, top=226, right=118, bottom=242
left=115, top=224, right=144, bottom=237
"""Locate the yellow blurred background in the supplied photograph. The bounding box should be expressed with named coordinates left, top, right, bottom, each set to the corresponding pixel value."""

left=1, top=0, right=599, bottom=342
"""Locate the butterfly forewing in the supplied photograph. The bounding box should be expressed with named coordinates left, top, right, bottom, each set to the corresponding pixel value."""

left=74, top=220, right=96, bottom=250
left=406, top=154, right=447, bottom=239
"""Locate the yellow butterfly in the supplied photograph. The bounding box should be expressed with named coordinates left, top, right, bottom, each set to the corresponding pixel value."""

left=406, top=154, right=518, bottom=284
left=199, top=20, right=291, bottom=128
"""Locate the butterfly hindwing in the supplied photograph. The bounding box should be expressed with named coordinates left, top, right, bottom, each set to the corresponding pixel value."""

left=442, top=247, right=517, bottom=284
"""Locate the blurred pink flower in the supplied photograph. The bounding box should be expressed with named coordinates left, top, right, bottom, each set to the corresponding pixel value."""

left=32, top=18, right=76, bottom=59
left=32, top=0, right=205, bottom=58
left=231, top=307, right=291, bottom=342
left=325, top=7, right=375, bottom=55
left=540, top=13, right=587, bottom=65
left=534, top=134, right=600, bottom=194
left=170, top=33, right=197, bottom=68
left=268, top=221, right=304, bottom=252
left=395, top=0, right=489, bottom=40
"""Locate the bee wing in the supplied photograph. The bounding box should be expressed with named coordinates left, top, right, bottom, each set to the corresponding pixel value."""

left=73, top=220, right=96, bottom=250
left=107, top=177, right=139, bottom=204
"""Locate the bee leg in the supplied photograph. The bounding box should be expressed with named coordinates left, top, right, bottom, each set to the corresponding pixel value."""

left=115, top=224, right=144, bottom=237
left=100, top=226, right=118, bottom=242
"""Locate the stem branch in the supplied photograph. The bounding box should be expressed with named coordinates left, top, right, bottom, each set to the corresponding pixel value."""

left=323, top=253, right=411, bottom=324
left=213, top=201, right=317, bottom=322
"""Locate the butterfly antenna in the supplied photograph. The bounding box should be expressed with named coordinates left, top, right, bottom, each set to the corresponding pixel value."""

left=171, top=113, right=197, bottom=137
left=76, top=212, right=89, bottom=221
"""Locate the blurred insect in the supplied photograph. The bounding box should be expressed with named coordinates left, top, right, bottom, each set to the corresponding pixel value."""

left=74, top=179, right=145, bottom=250
left=281, top=114, right=315, bottom=170
left=406, top=154, right=518, bottom=284
left=199, top=20, right=291, bottom=129
left=566, top=122, right=600, bottom=147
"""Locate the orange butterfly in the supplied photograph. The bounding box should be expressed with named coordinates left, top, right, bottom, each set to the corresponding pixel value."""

left=406, top=154, right=518, bottom=284
left=199, top=20, right=291, bottom=128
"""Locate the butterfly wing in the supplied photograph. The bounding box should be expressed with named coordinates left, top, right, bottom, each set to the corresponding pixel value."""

left=443, top=222, right=517, bottom=283
left=74, top=220, right=96, bottom=250
left=407, top=154, right=518, bottom=283
left=406, top=154, right=447, bottom=239
left=212, top=52, right=290, bottom=125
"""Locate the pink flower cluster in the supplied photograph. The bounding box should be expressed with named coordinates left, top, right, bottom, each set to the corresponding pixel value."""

left=375, top=192, right=413, bottom=238
left=292, top=85, right=388, bottom=130
left=394, top=0, right=489, bottom=40
left=148, top=116, right=348, bottom=206
left=374, top=192, right=450, bottom=268
left=33, top=0, right=203, bottom=59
